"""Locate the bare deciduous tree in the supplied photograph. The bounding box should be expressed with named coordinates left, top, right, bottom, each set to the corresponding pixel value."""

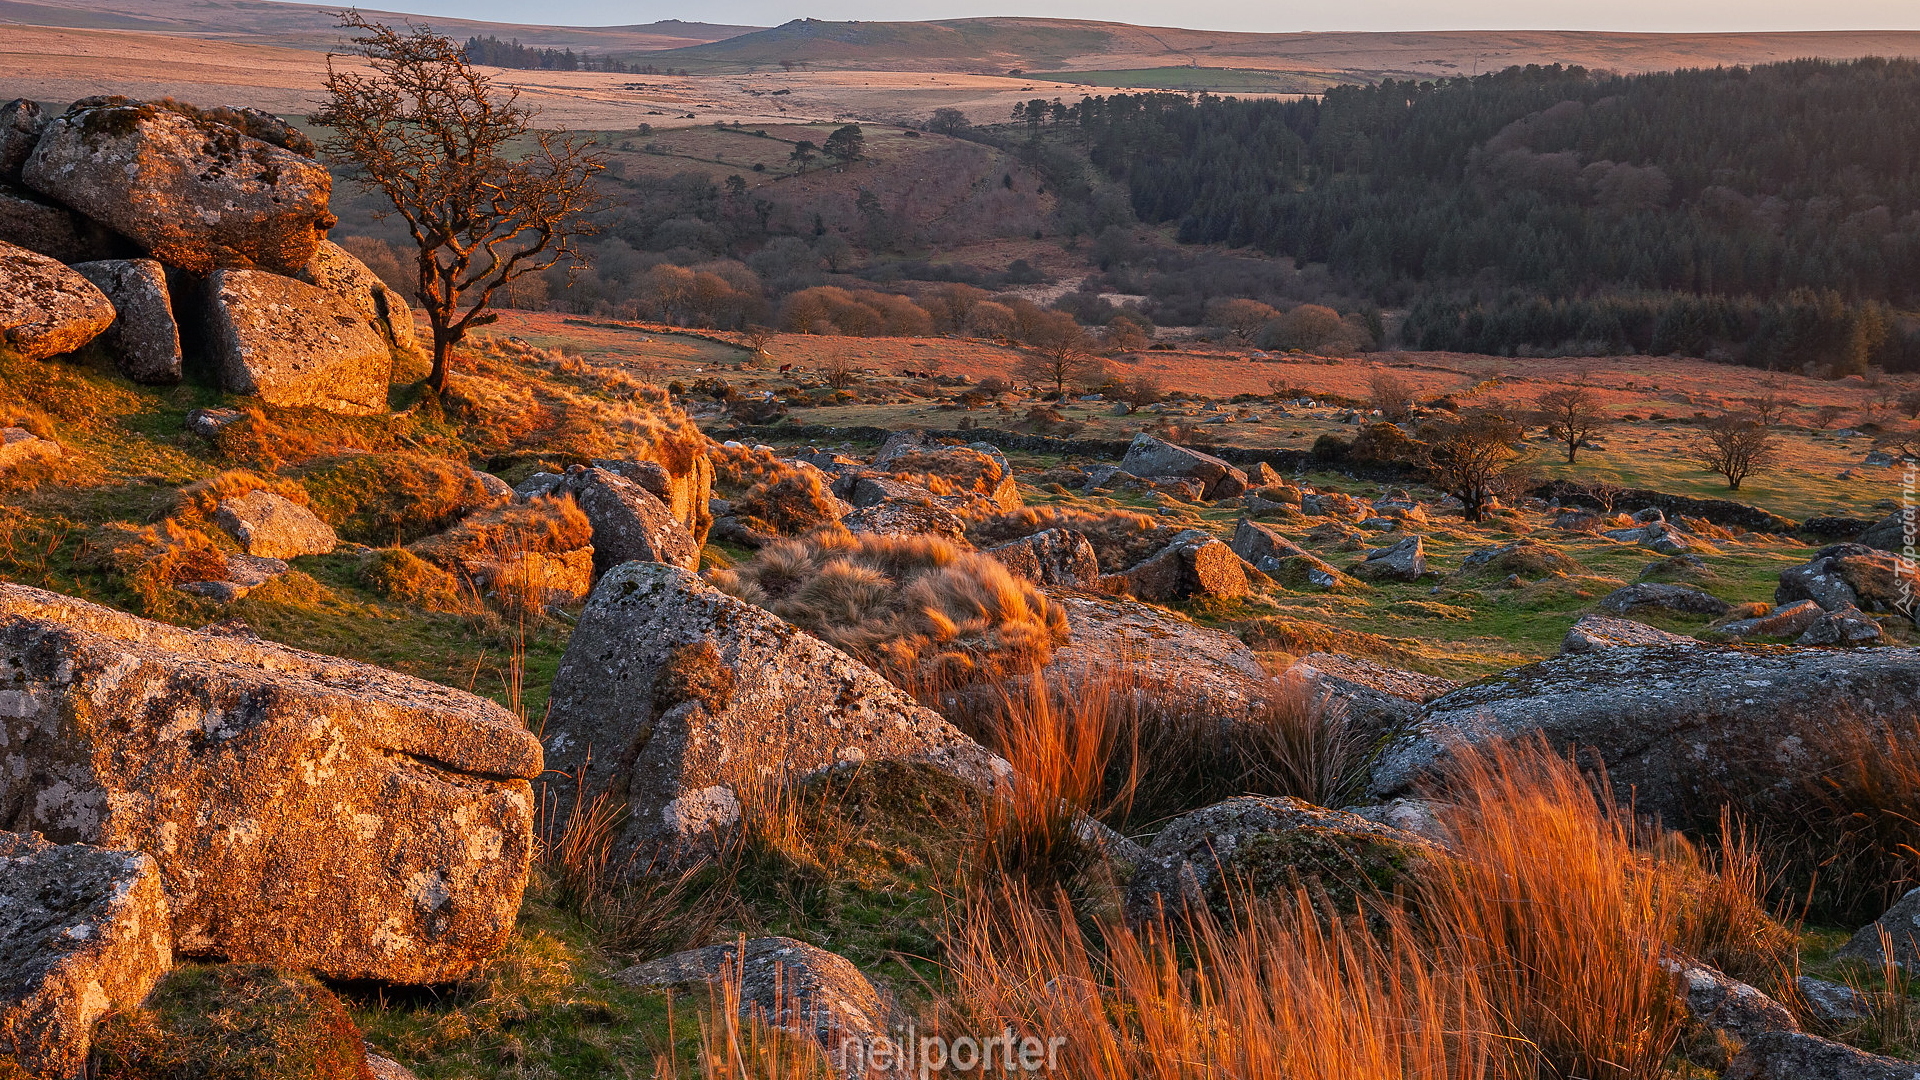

left=1416, top=411, right=1526, bottom=522
left=1535, top=386, right=1612, bottom=464
left=1014, top=312, right=1107, bottom=399
left=1369, top=370, right=1415, bottom=422
left=1697, top=414, right=1781, bottom=491
left=1812, top=404, right=1847, bottom=430
left=314, top=14, right=605, bottom=395
left=1743, top=393, right=1790, bottom=427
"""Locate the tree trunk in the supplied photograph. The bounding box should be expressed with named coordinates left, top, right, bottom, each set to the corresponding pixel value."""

left=429, top=326, right=454, bottom=396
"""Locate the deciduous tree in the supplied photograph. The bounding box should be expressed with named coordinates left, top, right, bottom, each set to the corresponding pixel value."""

left=1535, top=386, right=1612, bottom=464
left=1416, top=411, right=1526, bottom=522
left=1696, top=414, right=1780, bottom=490
left=314, top=14, right=604, bottom=395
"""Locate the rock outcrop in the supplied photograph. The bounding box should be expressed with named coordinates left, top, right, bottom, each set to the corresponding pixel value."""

left=0, top=582, right=541, bottom=983
left=0, top=99, right=45, bottom=183
left=843, top=499, right=968, bottom=543
left=0, top=182, right=131, bottom=264
left=297, top=239, right=417, bottom=355
left=1369, top=645, right=1920, bottom=827
left=1042, top=590, right=1274, bottom=720
left=1104, top=529, right=1250, bottom=602
left=1836, top=886, right=1920, bottom=970
left=1777, top=544, right=1916, bottom=622
left=1859, top=510, right=1909, bottom=553
left=0, top=239, right=114, bottom=361
left=1723, top=1031, right=1920, bottom=1080
left=561, top=466, right=699, bottom=576
left=1118, top=432, right=1249, bottom=500
left=1352, top=535, right=1427, bottom=581
left=206, top=268, right=392, bottom=415
left=70, top=257, right=182, bottom=383
left=23, top=100, right=335, bottom=275
left=1287, top=652, right=1456, bottom=746
left=1126, top=796, right=1438, bottom=922
left=0, top=833, right=172, bottom=1079
left=616, top=937, right=901, bottom=1079
left=1717, top=600, right=1824, bottom=640
left=212, top=489, right=338, bottom=559
left=543, top=563, right=1009, bottom=861
left=1596, top=582, right=1731, bottom=618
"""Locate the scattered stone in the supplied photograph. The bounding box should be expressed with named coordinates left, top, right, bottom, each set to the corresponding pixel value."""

left=1596, top=582, right=1731, bottom=618
left=1560, top=614, right=1693, bottom=653
left=0, top=238, right=114, bottom=361
left=1105, top=529, right=1249, bottom=602
left=1302, top=490, right=1367, bottom=519
left=842, top=499, right=969, bottom=543
left=1247, top=461, right=1283, bottom=486
left=184, top=407, right=242, bottom=437
left=1723, top=1030, right=1920, bottom=1080
left=1838, top=886, right=1920, bottom=970
left=212, top=489, right=338, bottom=559
left=1369, top=644, right=1920, bottom=827
left=205, top=268, right=392, bottom=415
left=0, top=833, right=172, bottom=1079
left=1352, top=535, right=1427, bottom=581
left=1118, top=432, right=1250, bottom=499
left=23, top=100, right=335, bottom=275
left=177, top=553, right=290, bottom=603
left=0, top=581, right=542, bottom=982
left=1230, top=518, right=1310, bottom=571
left=1458, top=538, right=1582, bottom=578
left=1126, top=796, right=1439, bottom=923
left=1797, top=606, right=1883, bottom=646
left=616, top=937, right=901, bottom=1078
left=1797, top=976, right=1875, bottom=1022
left=70, top=257, right=182, bottom=383
left=562, top=466, right=699, bottom=576
left=0, top=426, right=60, bottom=471
left=1866, top=451, right=1896, bottom=467
left=543, top=563, right=1008, bottom=861
left=983, top=528, right=1100, bottom=588
left=1117, top=474, right=1206, bottom=501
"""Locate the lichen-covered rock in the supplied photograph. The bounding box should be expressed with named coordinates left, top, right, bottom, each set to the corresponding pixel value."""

left=1723, top=1031, right=1920, bottom=1080
left=560, top=466, right=698, bottom=576
left=543, top=563, right=1009, bottom=861
left=1105, top=529, right=1249, bottom=602
left=1718, top=600, right=1824, bottom=640
left=1859, top=510, right=1909, bottom=553
left=1836, top=885, right=1920, bottom=970
left=1369, top=645, right=1920, bottom=827
left=1827, top=547, right=1918, bottom=619
left=1560, top=614, right=1693, bottom=653
left=212, top=489, right=338, bottom=559
left=296, top=240, right=417, bottom=355
left=1043, top=589, right=1274, bottom=720
left=1118, top=432, right=1249, bottom=500
left=590, top=456, right=713, bottom=544
left=847, top=474, right=932, bottom=508
left=88, top=963, right=374, bottom=1080
left=0, top=581, right=541, bottom=983
left=70, top=258, right=182, bottom=383
left=0, top=426, right=61, bottom=472
left=1596, top=582, right=1731, bottom=618
left=1660, top=955, right=1800, bottom=1045
left=0, top=833, right=171, bottom=1079
left=0, top=239, right=114, bottom=361
left=842, top=499, right=968, bottom=543
left=984, top=528, right=1099, bottom=588
left=22, top=101, right=335, bottom=274
left=1287, top=651, right=1457, bottom=746
left=0, top=99, right=46, bottom=183
left=1797, top=976, right=1875, bottom=1022
left=1458, top=538, right=1582, bottom=578
left=0, top=182, right=133, bottom=263
left=1797, top=606, right=1884, bottom=646
left=1126, top=796, right=1439, bottom=922
left=616, top=937, right=901, bottom=1079
left=206, top=268, right=392, bottom=415
left=1776, top=544, right=1876, bottom=612
left=177, top=553, right=290, bottom=603
left=1352, top=534, right=1427, bottom=581
left=1230, top=517, right=1309, bottom=570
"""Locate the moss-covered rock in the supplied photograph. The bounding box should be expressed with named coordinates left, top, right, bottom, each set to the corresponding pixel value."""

left=90, top=964, right=374, bottom=1080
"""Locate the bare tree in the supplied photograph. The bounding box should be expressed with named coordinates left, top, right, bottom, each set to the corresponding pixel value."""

left=1576, top=479, right=1625, bottom=515
left=741, top=324, right=776, bottom=366
left=1743, top=392, right=1791, bottom=427
left=1697, top=414, right=1781, bottom=491
left=822, top=354, right=859, bottom=390
left=1812, top=404, right=1847, bottom=430
left=1535, top=386, right=1612, bottom=464
left=314, top=14, right=604, bottom=395
left=1415, top=411, right=1526, bottom=522
left=1369, top=370, right=1415, bottom=422
left=1014, top=312, right=1106, bottom=398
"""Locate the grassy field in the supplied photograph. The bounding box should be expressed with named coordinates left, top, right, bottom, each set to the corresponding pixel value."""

left=1027, top=66, right=1330, bottom=92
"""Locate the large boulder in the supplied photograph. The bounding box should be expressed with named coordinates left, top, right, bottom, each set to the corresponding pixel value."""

left=0, top=99, right=45, bottom=183
left=1717, top=600, right=1824, bottom=640
left=1596, top=582, right=1731, bottom=618
left=0, top=182, right=133, bottom=263
left=296, top=239, right=417, bottom=355
left=983, top=528, right=1100, bottom=588
left=1287, top=652, right=1457, bottom=746
left=0, top=833, right=172, bottom=1079
left=1859, top=510, right=1908, bottom=553
left=22, top=100, right=335, bottom=275
left=1661, top=955, right=1800, bottom=1046
left=0, top=239, right=114, bottom=361
left=842, top=499, right=968, bottom=543
left=542, top=563, right=1009, bottom=861
left=1351, top=535, right=1427, bottom=582
left=560, top=466, right=699, bottom=576
left=1723, top=1031, right=1920, bottom=1080
left=1773, top=543, right=1915, bottom=615
left=1560, top=614, right=1693, bottom=653
left=1369, top=645, right=1920, bottom=828
left=1126, top=796, right=1439, bottom=923
left=70, top=258, right=182, bottom=383
left=1230, top=517, right=1310, bottom=569
left=1118, top=432, right=1249, bottom=500
left=1104, top=529, right=1250, bottom=602
left=1836, top=885, right=1920, bottom=969
left=0, top=582, right=541, bottom=982
left=1798, top=606, right=1884, bottom=646
left=592, top=456, right=714, bottom=546
left=206, top=268, right=392, bottom=415
left=1042, top=590, right=1275, bottom=720
left=212, top=489, right=338, bottom=559
left=616, top=937, right=901, bottom=1079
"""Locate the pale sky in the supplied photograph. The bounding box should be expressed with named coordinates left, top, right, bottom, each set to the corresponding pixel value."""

left=378, top=0, right=1920, bottom=34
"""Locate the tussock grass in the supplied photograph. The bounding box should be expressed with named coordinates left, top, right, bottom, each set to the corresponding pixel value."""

left=884, top=446, right=1007, bottom=498
left=711, top=531, right=1067, bottom=679
left=359, top=548, right=466, bottom=613
left=76, top=519, right=226, bottom=618
left=966, top=505, right=1181, bottom=572
left=170, top=469, right=311, bottom=525
left=731, top=471, right=844, bottom=537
